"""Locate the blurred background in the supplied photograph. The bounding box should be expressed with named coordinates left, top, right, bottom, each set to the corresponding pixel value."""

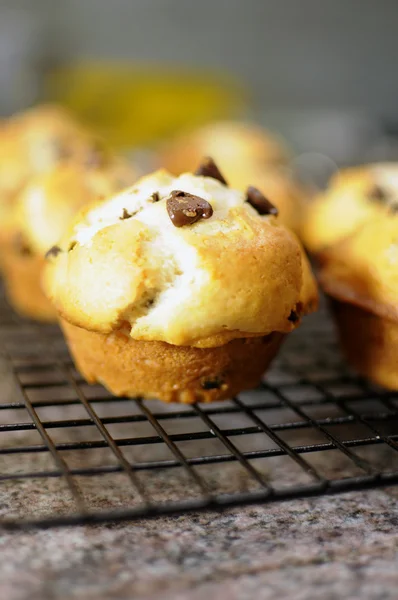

left=1, top=0, right=398, bottom=165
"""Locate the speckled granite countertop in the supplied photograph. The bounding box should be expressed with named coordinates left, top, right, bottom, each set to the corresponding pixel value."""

left=0, top=489, right=398, bottom=600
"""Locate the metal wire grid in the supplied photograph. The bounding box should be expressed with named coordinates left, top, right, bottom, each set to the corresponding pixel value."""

left=1, top=291, right=398, bottom=530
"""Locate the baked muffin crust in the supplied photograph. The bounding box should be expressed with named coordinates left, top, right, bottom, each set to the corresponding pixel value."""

left=45, top=168, right=317, bottom=347
left=302, top=163, right=398, bottom=253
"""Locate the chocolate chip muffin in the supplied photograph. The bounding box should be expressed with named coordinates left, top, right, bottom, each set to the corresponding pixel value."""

left=44, top=159, right=318, bottom=403
left=0, top=103, right=96, bottom=264
left=319, top=214, right=398, bottom=389
left=2, top=157, right=136, bottom=321
left=301, top=164, right=398, bottom=254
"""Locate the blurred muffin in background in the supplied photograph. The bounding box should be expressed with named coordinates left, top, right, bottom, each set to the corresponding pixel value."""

left=301, top=163, right=398, bottom=254
left=157, top=121, right=308, bottom=232
left=8, top=103, right=95, bottom=171
left=318, top=213, right=398, bottom=389
left=0, top=104, right=97, bottom=255
left=2, top=156, right=136, bottom=321
left=157, top=121, right=290, bottom=183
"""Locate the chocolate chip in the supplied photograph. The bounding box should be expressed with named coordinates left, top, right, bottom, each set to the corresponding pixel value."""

left=166, top=190, right=213, bottom=227
left=45, top=245, right=62, bottom=259
left=368, top=184, right=388, bottom=203
left=13, top=233, right=32, bottom=256
left=195, top=156, right=228, bottom=185
left=246, top=186, right=278, bottom=216
left=120, top=208, right=131, bottom=220
left=288, top=310, right=299, bottom=323
left=151, top=192, right=160, bottom=203
left=201, top=376, right=224, bottom=390
left=120, top=208, right=139, bottom=220
left=68, top=241, right=77, bottom=252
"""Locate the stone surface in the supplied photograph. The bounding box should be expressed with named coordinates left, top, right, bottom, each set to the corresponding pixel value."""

left=0, top=489, right=398, bottom=600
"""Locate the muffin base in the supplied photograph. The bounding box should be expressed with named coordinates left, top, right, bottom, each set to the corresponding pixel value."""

left=61, top=319, right=285, bottom=403
left=330, top=298, right=398, bottom=389
left=2, top=251, right=57, bottom=322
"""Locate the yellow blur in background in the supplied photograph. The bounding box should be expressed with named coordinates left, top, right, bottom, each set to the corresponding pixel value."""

left=46, top=62, right=247, bottom=149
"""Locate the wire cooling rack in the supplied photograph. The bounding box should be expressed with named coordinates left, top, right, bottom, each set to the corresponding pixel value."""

left=1, top=290, right=398, bottom=531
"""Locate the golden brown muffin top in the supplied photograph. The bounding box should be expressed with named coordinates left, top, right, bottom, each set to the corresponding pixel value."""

left=45, top=165, right=318, bottom=348
left=301, top=163, right=398, bottom=254
left=319, top=213, right=398, bottom=321
left=0, top=104, right=107, bottom=210
left=12, top=157, right=136, bottom=257
left=0, top=104, right=90, bottom=184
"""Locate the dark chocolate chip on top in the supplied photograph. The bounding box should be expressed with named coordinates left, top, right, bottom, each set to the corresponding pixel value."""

left=120, top=208, right=131, bottom=220
left=45, top=245, right=62, bottom=259
left=246, top=186, right=278, bottom=216
left=201, top=376, right=225, bottom=390
left=287, top=310, right=299, bottom=323
left=368, top=184, right=389, bottom=203
left=13, top=233, right=32, bottom=256
left=166, top=190, right=213, bottom=227
left=195, top=156, right=228, bottom=186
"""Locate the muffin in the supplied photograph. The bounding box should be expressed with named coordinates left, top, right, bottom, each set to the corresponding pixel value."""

left=319, top=214, right=398, bottom=389
left=0, top=123, right=29, bottom=248
left=2, top=157, right=136, bottom=321
left=44, top=159, right=318, bottom=403
left=6, top=103, right=95, bottom=170
left=0, top=104, right=96, bottom=259
left=0, top=103, right=93, bottom=192
left=301, top=163, right=398, bottom=254
left=158, top=121, right=290, bottom=182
